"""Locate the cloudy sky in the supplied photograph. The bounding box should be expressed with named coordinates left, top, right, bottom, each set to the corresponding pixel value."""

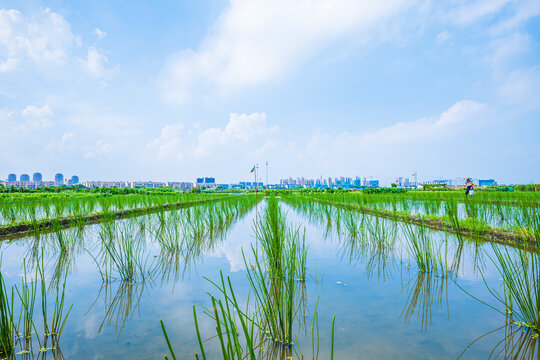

left=1, top=0, right=539, bottom=185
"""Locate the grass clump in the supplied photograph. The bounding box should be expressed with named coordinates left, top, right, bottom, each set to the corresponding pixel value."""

left=160, top=269, right=336, bottom=360
left=487, top=244, right=540, bottom=335
left=402, top=221, right=448, bottom=276
left=0, top=256, right=72, bottom=358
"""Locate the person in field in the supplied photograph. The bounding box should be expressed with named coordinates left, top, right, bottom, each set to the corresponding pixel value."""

left=465, top=177, right=474, bottom=198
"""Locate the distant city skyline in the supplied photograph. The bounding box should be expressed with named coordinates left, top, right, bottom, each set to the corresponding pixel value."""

left=1, top=1, right=539, bottom=184
left=2, top=170, right=505, bottom=189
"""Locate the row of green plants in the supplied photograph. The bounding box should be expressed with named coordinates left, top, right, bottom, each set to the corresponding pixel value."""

left=283, top=194, right=540, bottom=352
left=0, top=191, right=230, bottom=228
left=161, top=196, right=335, bottom=359
left=283, top=191, right=539, bottom=244
left=3, top=190, right=537, bottom=357
left=0, top=193, right=263, bottom=343
left=0, top=255, right=72, bottom=359
left=90, top=195, right=262, bottom=283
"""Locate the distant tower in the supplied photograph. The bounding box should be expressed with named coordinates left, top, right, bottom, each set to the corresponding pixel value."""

left=265, top=160, right=268, bottom=188
left=70, top=175, right=79, bottom=185
left=20, top=174, right=30, bottom=181
left=7, top=173, right=16, bottom=182
left=55, top=173, right=64, bottom=183
left=33, top=172, right=42, bottom=181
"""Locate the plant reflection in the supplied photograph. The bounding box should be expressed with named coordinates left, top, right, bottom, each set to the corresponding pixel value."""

left=399, top=271, right=449, bottom=331
left=87, top=279, right=152, bottom=338
left=458, top=316, right=540, bottom=359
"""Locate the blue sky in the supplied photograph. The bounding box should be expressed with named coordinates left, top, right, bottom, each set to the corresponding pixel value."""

left=1, top=0, right=539, bottom=185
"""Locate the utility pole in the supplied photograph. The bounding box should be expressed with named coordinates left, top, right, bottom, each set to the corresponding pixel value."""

left=255, top=163, right=259, bottom=192
left=265, top=160, right=268, bottom=189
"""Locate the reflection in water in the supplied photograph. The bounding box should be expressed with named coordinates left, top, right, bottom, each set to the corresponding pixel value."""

left=365, top=216, right=397, bottom=282
left=366, top=215, right=397, bottom=249
left=451, top=240, right=464, bottom=274
left=158, top=252, right=184, bottom=284
left=98, top=221, right=155, bottom=282
left=257, top=341, right=294, bottom=360
left=48, top=228, right=85, bottom=290
left=21, top=228, right=86, bottom=290
left=458, top=316, right=540, bottom=359
left=8, top=342, right=66, bottom=360
left=295, top=281, right=310, bottom=333
left=2, top=194, right=532, bottom=359
left=338, top=230, right=367, bottom=266
left=472, top=242, right=486, bottom=275
left=399, top=271, right=449, bottom=331
left=449, top=238, right=486, bottom=277
left=82, top=197, right=260, bottom=338
left=88, top=279, right=152, bottom=338
left=365, top=244, right=396, bottom=282
left=288, top=199, right=400, bottom=281
left=186, top=263, right=326, bottom=360
left=0, top=254, right=70, bottom=360
left=154, top=197, right=260, bottom=282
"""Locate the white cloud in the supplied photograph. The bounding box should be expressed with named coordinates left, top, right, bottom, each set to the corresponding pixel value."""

left=447, top=0, right=511, bottom=25
left=358, top=100, right=486, bottom=143
left=435, top=30, right=451, bottom=44
left=483, top=32, right=530, bottom=70
left=159, top=0, right=414, bottom=103
left=61, top=131, right=75, bottom=142
left=296, top=100, right=489, bottom=166
left=0, top=104, right=55, bottom=133
left=194, top=113, right=274, bottom=158
left=147, top=102, right=488, bottom=176
left=498, top=66, right=540, bottom=106
left=0, top=57, right=18, bottom=72
left=84, top=138, right=113, bottom=158
left=488, top=0, right=540, bottom=34
left=21, top=104, right=53, bottom=118
left=148, top=122, right=185, bottom=160
left=45, top=131, right=76, bottom=151
left=0, top=8, right=74, bottom=72
left=79, top=47, right=112, bottom=78
left=94, top=28, right=107, bottom=39
left=148, top=112, right=278, bottom=160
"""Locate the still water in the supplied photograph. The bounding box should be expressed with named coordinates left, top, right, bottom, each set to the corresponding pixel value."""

left=0, top=200, right=532, bottom=359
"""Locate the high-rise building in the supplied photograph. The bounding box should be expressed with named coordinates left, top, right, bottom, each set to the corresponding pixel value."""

left=20, top=174, right=30, bottom=181
left=451, top=177, right=465, bottom=187
left=479, top=179, right=497, bottom=187
left=7, top=173, right=16, bottom=182
left=55, top=173, right=64, bottom=183
left=68, top=175, right=79, bottom=185
left=196, top=177, right=216, bottom=188
left=33, top=172, right=42, bottom=181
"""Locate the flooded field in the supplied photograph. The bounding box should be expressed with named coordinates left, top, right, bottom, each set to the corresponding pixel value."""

left=1, top=194, right=537, bottom=359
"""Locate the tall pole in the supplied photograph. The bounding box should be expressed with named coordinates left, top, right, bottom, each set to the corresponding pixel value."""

left=265, top=160, right=268, bottom=189
left=253, top=164, right=257, bottom=192
left=255, top=163, right=259, bottom=192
